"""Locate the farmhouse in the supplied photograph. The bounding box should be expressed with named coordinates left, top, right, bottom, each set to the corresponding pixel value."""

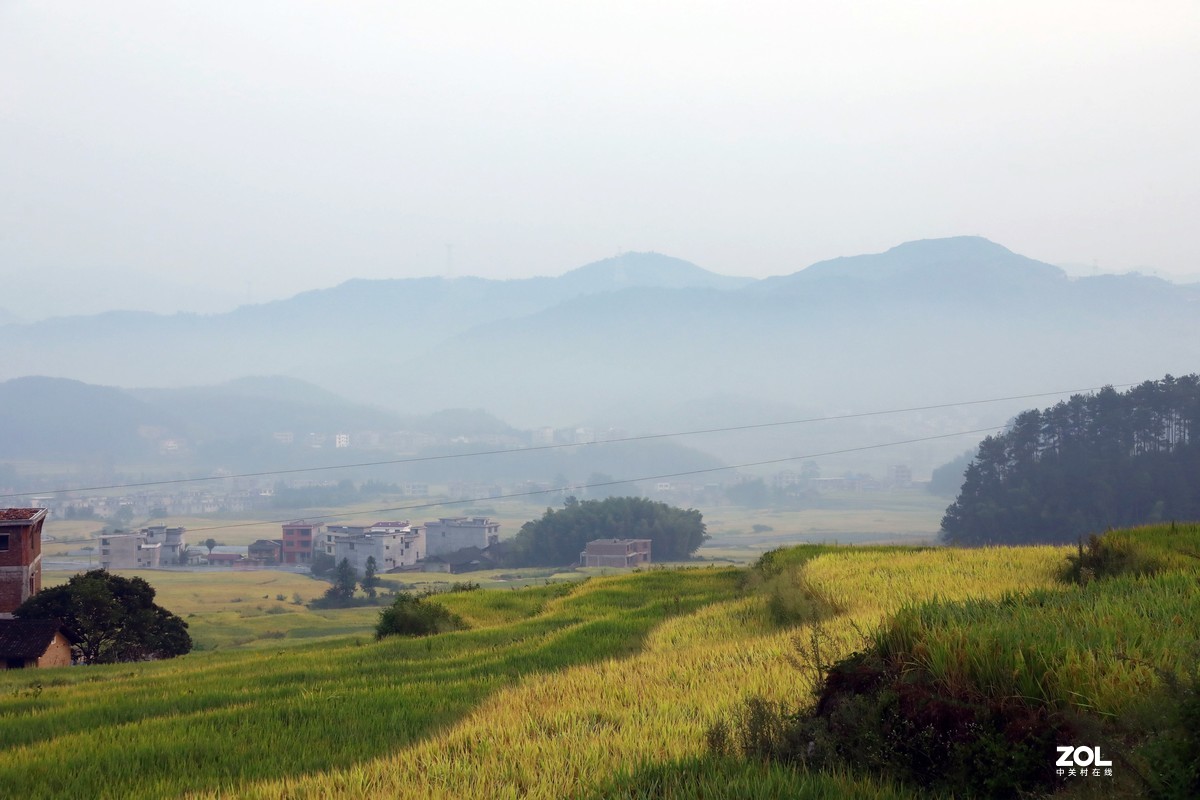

left=0, top=508, right=47, bottom=614
left=281, top=520, right=319, bottom=564
left=0, top=619, right=71, bottom=669
left=99, top=532, right=161, bottom=570
left=141, top=525, right=187, bottom=562
left=323, top=521, right=424, bottom=574
left=247, top=539, right=282, bottom=564
left=580, top=538, right=651, bottom=568
left=423, top=517, right=500, bottom=558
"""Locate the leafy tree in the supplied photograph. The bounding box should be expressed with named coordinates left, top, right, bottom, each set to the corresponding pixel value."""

left=15, top=570, right=191, bottom=664
left=332, top=558, right=358, bottom=599
left=375, top=592, right=467, bottom=638
left=309, top=558, right=359, bottom=608
left=177, top=546, right=191, bottom=566
left=505, top=496, right=707, bottom=566
left=928, top=450, right=974, bottom=497
left=361, top=556, right=379, bottom=599
left=204, top=538, right=218, bottom=555
left=942, top=375, right=1200, bottom=545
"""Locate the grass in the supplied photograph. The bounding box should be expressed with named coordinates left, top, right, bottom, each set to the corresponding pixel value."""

left=9, top=522, right=1193, bottom=798
left=0, top=569, right=743, bottom=799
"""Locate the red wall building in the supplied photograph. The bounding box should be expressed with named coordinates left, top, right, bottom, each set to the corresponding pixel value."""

left=0, top=508, right=47, bottom=614
left=281, top=521, right=318, bottom=564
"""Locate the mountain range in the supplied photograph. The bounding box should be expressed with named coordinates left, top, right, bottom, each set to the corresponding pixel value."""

left=3, top=237, right=1197, bottom=476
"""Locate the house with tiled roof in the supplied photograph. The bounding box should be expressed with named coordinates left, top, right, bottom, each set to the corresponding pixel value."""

left=0, top=618, right=72, bottom=669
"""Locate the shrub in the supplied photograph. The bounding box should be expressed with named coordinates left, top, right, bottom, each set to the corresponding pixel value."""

left=375, top=592, right=469, bottom=639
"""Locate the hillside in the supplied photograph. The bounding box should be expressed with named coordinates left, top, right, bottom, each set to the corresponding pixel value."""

left=0, top=375, right=724, bottom=486
left=6, top=526, right=1194, bottom=797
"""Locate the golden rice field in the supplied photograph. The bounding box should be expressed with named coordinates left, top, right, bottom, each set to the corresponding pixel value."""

left=6, top=530, right=1193, bottom=798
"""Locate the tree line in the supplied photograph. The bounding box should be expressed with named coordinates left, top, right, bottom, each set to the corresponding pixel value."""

left=500, top=495, right=707, bottom=566
left=941, top=375, right=1200, bottom=545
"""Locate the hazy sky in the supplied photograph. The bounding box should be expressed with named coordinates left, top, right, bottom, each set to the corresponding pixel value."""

left=2, top=1, right=1198, bottom=318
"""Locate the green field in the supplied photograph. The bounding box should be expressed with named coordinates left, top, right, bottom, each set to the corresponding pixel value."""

left=6, top=523, right=1195, bottom=798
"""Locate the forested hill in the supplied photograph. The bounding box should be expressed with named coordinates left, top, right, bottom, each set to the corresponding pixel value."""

left=941, top=375, right=1200, bottom=545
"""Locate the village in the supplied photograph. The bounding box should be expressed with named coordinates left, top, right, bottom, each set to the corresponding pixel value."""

left=0, top=505, right=655, bottom=670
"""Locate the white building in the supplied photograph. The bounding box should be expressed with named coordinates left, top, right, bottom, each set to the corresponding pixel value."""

left=140, top=525, right=186, bottom=563
left=423, top=517, right=500, bottom=558
left=99, top=533, right=161, bottom=570
left=323, top=521, right=425, bottom=574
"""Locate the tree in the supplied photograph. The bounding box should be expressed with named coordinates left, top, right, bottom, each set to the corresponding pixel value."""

left=204, top=538, right=218, bottom=555
left=177, top=546, right=191, bottom=566
left=332, top=558, right=357, bottom=600
left=14, top=570, right=191, bottom=664
left=361, top=556, right=379, bottom=599
left=375, top=592, right=467, bottom=638
left=309, top=558, right=360, bottom=609
left=505, top=496, right=707, bottom=566
left=941, top=375, right=1200, bottom=545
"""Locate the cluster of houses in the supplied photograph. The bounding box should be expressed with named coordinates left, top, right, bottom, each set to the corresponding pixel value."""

left=2, top=503, right=656, bottom=670
left=93, top=516, right=507, bottom=574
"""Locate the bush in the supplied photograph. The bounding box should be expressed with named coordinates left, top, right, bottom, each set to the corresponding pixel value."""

left=375, top=592, right=469, bottom=639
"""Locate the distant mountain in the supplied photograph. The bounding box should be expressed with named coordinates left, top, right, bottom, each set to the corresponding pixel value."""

left=555, top=252, right=753, bottom=293
left=3, top=239, right=1198, bottom=482
left=767, top=236, right=1062, bottom=284
left=0, top=375, right=724, bottom=485
left=0, top=376, right=174, bottom=460
left=0, top=252, right=749, bottom=390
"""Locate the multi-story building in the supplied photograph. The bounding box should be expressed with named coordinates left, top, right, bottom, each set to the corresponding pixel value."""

left=322, top=521, right=424, bottom=575
left=0, top=508, right=47, bottom=615
left=141, top=525, right=186, bottom=564
left=281, top=521, right=319, bottom=564
left=580, top=538, right=651, bottom=568
left=423, top=517, right=500, bottom=558
left=99, top=533, right=161, bottom=570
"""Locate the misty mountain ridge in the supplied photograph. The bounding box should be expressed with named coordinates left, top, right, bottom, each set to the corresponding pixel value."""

left=3, top=237, right=1197, bottom=477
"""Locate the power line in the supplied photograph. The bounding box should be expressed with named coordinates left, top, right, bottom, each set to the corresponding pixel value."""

left=182, top=424, right=1005, bottom=533
left=1, top=382, right=1132, bottom=500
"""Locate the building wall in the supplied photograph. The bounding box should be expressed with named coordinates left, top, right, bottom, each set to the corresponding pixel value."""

left=0, top=510, right=46, bottom=614
left=580, top=539, right=651, bottom=568
left=424, top=517, right=500, bottom=558
left=37, top=632, right=72, bottom=668
left=330, top=528, right=425, bottom=574
left=99, top=535, right=161, bottom=570
left=141, top=526, right=186, bottom=563
left=281, top=523, right=318, bottom=564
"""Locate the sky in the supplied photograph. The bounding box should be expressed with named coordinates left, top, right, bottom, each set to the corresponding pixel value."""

left=2, top=1, right=1198, bottom=319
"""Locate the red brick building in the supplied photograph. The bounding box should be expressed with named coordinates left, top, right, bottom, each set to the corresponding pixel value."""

left=580, top=538, right=651, bottom=568
left=281, top=521, right=319, bottom=564
left=0, top=508, right=47, bottom=614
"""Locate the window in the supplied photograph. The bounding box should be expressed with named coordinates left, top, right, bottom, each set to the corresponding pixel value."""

left=0, top=534, right=8, bottom=551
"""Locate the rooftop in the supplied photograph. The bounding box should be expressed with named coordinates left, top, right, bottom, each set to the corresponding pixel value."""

left=0, top=619, right=67, bottom=659
left=0, top=508, right=47, bottom=522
